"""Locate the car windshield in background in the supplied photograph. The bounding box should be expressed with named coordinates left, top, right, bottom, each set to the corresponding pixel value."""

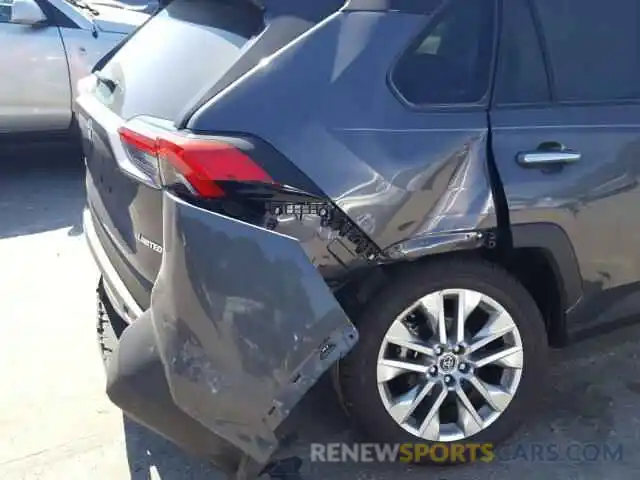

left=88, top=0, right=158, bottom=13
left=64, top=0, right=100, bottom=15
left=0, top=0, right=13, bottom=22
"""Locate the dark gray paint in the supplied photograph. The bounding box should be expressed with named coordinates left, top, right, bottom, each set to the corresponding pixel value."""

left=189, top=10, right=497, bottom=258
left=149, top=192, right=358, bottom=465
left=190, top=6, right=640, bottom=335
left=83, top=1, right=640, bottom=475
left=81, top=115, right=161, bottom=310
left=80, top=0, right=353, bottom=311
left=491, top=104, right=640, bottom=330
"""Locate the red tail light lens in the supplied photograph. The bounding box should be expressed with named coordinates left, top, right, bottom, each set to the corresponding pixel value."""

left=118, top=123, right=274, bottom=198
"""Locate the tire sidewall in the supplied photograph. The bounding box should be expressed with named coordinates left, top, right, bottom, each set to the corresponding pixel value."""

left=338, top=260, right=549, bottom=462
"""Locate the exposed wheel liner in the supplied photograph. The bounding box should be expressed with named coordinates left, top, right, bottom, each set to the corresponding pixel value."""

left=106, top=190, right=358, bottom=479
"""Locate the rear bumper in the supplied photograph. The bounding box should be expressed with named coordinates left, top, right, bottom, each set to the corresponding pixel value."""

left=84, top=207, right=142, bottom=324
left=102, top=303, right=261, bottom=478
left=84, top=193, right=358, bottom=479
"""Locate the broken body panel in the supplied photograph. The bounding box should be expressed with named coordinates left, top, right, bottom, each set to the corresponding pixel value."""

left=187, top=9, right=497, bottom=265
left=102, top=192, right=357, bottom=478
left=82, top=2, right=499, bottom=479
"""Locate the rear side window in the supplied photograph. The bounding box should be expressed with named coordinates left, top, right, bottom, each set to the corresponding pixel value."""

left=391, top=0, right=497, bottom=106
left=533, top=0, right=640, bottom=102
left=494, top=0, right=550, bottom=105
left=95, top=0, right=264, bottom=121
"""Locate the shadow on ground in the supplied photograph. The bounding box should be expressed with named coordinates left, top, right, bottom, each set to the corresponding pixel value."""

left=120, top=322, right=640, bottom=480
left=123, top=417, right=217, bottom=480
left=0, top=144, right=85, bottom=239
left=121, top=375, right=350, bottom=479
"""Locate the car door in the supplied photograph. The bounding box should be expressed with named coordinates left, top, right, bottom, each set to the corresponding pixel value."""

left=490, top=0, right=640, bottom=335
left=0, top=0, right=71, bottom=133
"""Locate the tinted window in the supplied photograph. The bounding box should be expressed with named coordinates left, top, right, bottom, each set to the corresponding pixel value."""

left=392, top=0, right=496, bottom=106
left=534, top=0, right=640, bottom=102
left=95, top=0, right=264, bottom=121
left=495, top=0, right=550, bottom=104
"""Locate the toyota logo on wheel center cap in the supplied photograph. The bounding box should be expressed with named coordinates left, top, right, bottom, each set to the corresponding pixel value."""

left=439, top=353, right=458, bottom=373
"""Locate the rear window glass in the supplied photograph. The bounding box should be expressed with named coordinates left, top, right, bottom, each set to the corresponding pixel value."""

left=391, top=0, right=496, bottom=106
left=95, top=0, right=264, bottom=121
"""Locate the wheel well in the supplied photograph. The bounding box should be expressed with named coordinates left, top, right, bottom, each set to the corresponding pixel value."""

left=336, top=248, right=567, bottom=347
left=490, top=248, right=566, bottom=347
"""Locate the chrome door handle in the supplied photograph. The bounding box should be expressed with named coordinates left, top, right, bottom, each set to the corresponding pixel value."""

left=517, top=150, right=581, bottom=167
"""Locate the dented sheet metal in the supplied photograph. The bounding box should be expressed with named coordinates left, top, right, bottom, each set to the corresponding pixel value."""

left=149, top=191, right=358, bottom=466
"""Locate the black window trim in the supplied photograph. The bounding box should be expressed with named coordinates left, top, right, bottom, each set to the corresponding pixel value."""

left=493, top=0, right=640, bottom=110
left=34, top=0, right=81, bottom=29
left=386, top=0, right=500, bottom=113
left=490, top=0, right=553, bottom=108
left=527, top=0, right=555, bottom=102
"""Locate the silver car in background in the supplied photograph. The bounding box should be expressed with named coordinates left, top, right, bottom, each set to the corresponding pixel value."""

left=0, top=0, right=148, bottom=137
left=89, top=0, right=158, bottom=14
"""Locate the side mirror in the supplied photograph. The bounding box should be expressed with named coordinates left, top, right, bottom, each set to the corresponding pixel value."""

left=11, top=0, right=47, bottom=25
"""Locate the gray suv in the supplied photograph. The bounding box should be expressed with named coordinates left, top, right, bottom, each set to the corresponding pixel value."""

left=77, top=0, right=640, bottom=478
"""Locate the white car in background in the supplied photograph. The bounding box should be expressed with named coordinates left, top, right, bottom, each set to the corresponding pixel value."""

left=0, top=0, right=148, bottom=138
left=90, top=0, right=158, bottom=14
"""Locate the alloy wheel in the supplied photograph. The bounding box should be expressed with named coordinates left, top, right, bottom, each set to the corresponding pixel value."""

left=376, top=289, right=524, bottom=442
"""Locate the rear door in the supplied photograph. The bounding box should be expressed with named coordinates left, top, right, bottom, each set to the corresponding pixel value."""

left=490, top=0, right=640, bottom=332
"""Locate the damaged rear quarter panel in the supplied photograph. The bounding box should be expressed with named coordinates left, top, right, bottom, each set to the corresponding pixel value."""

left=149, top=192, right=358, bottom=465
left=187, top=10, right=496, bottom=260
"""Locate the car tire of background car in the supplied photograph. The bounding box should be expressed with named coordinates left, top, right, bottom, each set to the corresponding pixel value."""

left=96, top=278, right=127, bottom=368
left=337, top=258, right=549, bottom=465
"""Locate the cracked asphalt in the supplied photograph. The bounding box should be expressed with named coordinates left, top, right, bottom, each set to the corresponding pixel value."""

left=1, top=150, right=640, bottom=480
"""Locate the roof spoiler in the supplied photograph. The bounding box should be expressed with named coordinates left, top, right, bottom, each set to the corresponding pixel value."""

left=344, top=0, right=444, bottom=13
left=236, top=0, right=440, bottom=12
left=155, top=0, right=440, bottom=14
left=157, top=0, right=346, bottom=16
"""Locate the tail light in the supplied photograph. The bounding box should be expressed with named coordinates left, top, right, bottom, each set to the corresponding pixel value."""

left=117, top=118, right=274, bottom=198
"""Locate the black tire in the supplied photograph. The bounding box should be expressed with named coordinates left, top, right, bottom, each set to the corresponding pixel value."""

left=337, top=258, right=549, bottom=465
left=96, top=279, right=128, bottom=368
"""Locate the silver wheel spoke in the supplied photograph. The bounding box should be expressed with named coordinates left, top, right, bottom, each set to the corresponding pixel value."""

left=385, top=321, right=437, bottom=358
left=467, top=311, right=515, bottom=354
left=420, top=292, right=447, bottom=344
left=388, top=381, right=436, bottom=423
left=418, top=387, right=448, bottom=440
left=468, top=376, right=512, bottom=412
left=455, top=290, right=482, bottom=344
left=377, top=359, right=429, bottom=383
left=455, top=385, right=483, bottom=436
left=377, top=288, right=523, bottom=442
left=473, top=345, right=523, bottom=369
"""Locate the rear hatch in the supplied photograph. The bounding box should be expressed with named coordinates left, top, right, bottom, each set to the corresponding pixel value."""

left=78, top=2, right=359, bottom=476
left=77, top=0, right=343, bottom=311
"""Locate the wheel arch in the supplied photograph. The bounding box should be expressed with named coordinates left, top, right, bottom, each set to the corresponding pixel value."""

left=335, top=222, right=583, bottom=347
left=508, top=222, right=583, bottom=311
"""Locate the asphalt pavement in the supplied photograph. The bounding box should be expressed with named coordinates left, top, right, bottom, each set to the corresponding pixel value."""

left=1, top=148, right=640, bottom=480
